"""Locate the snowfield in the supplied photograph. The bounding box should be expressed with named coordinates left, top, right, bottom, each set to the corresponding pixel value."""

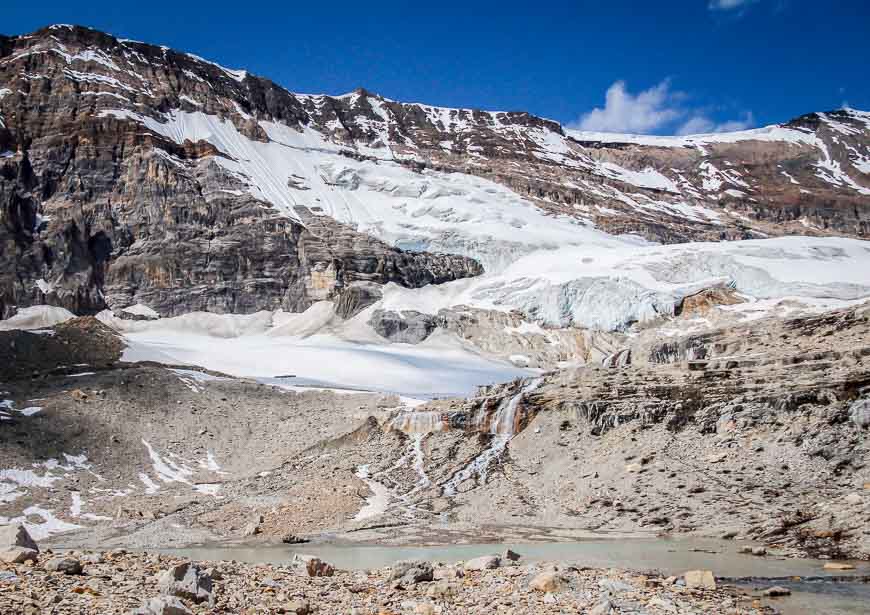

left=0, top=305, right=75, bottom=331
left=106, top=306, right=532, bottom=398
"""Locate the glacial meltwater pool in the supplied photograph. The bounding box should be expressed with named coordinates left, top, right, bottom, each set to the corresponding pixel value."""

left=161, top=537, right=869, bottom=614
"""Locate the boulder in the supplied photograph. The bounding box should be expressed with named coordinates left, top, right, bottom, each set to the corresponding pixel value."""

left=285, top=599, right=311, bottom=614
left=683, top=570, right=716, bottom=590
left=157, top=562, right=213, bottom=603
left=369, top=309, right=438, bottom=344
left=291, top=554, right=335, bottom=577
left=0, top=547, right=38, bottom=564
left=648, top=596, right=678, bottom=611
left=738, top=545, right=768, bottom=556
left=433, top=565, right=463, bottom=580
left=599, top=578, right=633, bottom=594
left=45, top=557, right=83, bottom=575
left=0, top=524, right=38, bottom=552
left=426, top=580, right=458, bottom=598
left=413, top=603, right=436, bottom=615
left=463, top=555, right=501, bottom=571
left=529, top=571, right=565, bottom=593
left=503, top=549, right=521, bottom=562
left=844, top=493, right=863, bottom=506
left=389, top=559, right=434, bottom=585
left=850, top=399, right=870, bottom=429
left=675, top=286, right=743, bottom=317
left=129, top=596, right=192, bottom=615
left=763, top=586, right=792, bottom=597
left=589, top=599, right=614, bottom=615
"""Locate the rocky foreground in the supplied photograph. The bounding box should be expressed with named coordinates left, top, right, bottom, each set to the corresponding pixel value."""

left=0, top=525, right=780, bottom=615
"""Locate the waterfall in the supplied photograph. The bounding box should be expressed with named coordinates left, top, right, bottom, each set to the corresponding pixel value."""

left=411, top=434, right=431, bottom=490
left=441, top=377, right=544, bottom=496
left=489, top=377, right=544, bottom=435
left=389, top=411, right=448, bottom=434
left=441, top=435, right=511, bottom=496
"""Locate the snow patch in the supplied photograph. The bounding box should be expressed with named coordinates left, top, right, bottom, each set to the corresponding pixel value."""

left=0, top=305, right=75, bottom=331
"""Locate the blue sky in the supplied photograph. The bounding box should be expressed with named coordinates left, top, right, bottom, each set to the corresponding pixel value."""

left=4, top=0, right=869, bottom=135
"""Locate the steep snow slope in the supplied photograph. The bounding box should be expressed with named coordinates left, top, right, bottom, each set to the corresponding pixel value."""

left=94, top=98, right=870, bottom=278
left=98, top=108, right=637, bottom=271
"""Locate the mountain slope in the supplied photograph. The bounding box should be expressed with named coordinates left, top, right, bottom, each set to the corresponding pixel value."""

left=1, top=24, right=869, bottom=320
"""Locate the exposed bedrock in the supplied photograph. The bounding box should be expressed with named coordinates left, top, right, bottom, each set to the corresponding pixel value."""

left=381, top=301, right=870, bottom=559
left=0, top=145, right=481, bottom=318
left=368, top=305, right=623, bottom=367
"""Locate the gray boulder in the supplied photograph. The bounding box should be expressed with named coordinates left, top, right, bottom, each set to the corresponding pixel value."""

left=389, top=559, right=434, bottom=585
left=0, top=547, right=38, bottom=564
left=0, top=524, right=38, bottom=552
left=129, top=596, right=192, bottom=615
left=157, top=563, right=213, bottom=604
left=291, top=554, right=335, bottom=577
left=369, top=309, right=438, bottom=344
left=45, top=557, right=83, bottom=575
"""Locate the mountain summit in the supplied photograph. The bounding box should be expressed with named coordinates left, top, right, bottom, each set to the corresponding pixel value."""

left=1, top=24, right=869, bottom=318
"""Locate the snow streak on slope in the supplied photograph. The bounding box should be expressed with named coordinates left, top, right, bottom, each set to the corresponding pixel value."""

left=566, top=124, right=820, bottom=148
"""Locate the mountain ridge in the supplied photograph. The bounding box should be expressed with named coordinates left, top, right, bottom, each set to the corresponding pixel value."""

left=1, top=23, right=869, bottom=319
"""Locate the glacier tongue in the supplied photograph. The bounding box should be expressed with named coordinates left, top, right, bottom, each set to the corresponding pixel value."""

left=377, top=236, right=870, bottom=331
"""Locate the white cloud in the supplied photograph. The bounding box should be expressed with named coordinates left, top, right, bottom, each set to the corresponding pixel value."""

left=714, top=113, right=756, bottom=132
left=570, top=80, right=682, bottom=133
left=571, top=80, right=755, bottom=136
left=708, top=0, right=759, bottom=10
left=677, top=116, right=716, bottom=135
left=677, top=112, right=755, bottom=135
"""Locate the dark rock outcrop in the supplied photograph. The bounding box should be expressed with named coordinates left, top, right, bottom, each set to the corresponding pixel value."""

left=369, top=309, right=438, bottom=343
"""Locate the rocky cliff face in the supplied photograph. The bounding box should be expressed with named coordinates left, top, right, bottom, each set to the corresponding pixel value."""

left=0, top=26, right=482, bottom=317
left=1, top=25, right=868, bottom=318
